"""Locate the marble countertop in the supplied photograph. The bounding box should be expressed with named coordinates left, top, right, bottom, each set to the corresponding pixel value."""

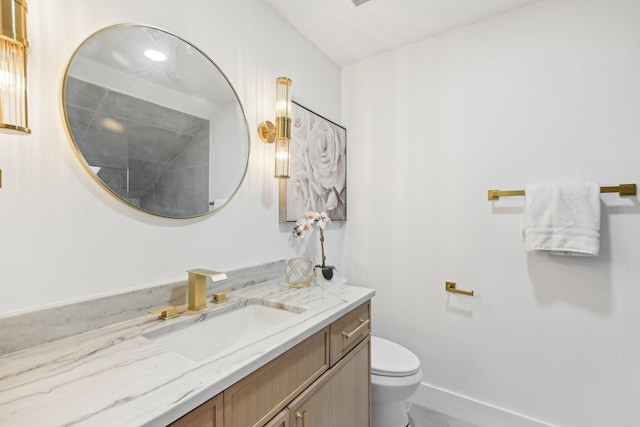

left=0, top=277, right=374, bottom=426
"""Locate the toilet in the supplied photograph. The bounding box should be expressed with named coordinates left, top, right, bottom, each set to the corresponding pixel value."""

left=371, top=336, right=423, bottom=427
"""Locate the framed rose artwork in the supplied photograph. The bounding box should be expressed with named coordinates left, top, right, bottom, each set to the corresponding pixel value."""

left=279, top=101, right=347, bottom=223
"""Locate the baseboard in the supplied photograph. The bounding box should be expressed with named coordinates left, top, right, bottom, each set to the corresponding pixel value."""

left=408, top=382, right=558, bottom=427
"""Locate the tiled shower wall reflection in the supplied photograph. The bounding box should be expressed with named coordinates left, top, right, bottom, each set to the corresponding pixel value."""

left=65, top=77, right=210, bottom=217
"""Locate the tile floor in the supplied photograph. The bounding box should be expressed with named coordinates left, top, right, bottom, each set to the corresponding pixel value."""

left=407, top=403, right=480, bottom=427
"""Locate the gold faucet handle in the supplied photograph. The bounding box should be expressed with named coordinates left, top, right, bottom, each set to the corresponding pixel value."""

left=211, top=290, right=232, bottom=304
left=149, top=306, right=179, bottom=320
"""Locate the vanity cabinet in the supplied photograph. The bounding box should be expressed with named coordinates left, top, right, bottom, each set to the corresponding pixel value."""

left=169, top=301, right=371, bottom=427
left=263, top=409, right=289, bottom=427
left=169, top=392, right=223, bottom=427
left=288, top=337, right=370, bottom=427
left=329, top=301, right=370, bottom=366
left=224, top=327, right=330, bottom=426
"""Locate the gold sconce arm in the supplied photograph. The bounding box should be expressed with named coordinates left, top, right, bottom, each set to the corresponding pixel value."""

left=258, top=120, right=276, bottom=143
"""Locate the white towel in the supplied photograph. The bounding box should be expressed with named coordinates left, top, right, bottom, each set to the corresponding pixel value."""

left=522, top=182, right=601, bottom=256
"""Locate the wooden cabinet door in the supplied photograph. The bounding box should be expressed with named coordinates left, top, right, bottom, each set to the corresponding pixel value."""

left=225, top=328, right=329, bottom=427
left=330, top=302, right=370, bottom=366
left=289, top=337, right=370, bottom=427
left=169, top=392, right=223, bottom=427
left=264, top=408, right=289, bottom=427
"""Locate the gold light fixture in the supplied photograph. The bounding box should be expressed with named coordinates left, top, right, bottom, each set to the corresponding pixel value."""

left=0, top=0, right=29, bottom=134
left=258, top=77, right=292, bottom=178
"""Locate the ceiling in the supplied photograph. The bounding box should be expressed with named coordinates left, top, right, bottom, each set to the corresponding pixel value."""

left=265, top=0, right=543, bottom=65
left=75, top=25, right=236, bottom=106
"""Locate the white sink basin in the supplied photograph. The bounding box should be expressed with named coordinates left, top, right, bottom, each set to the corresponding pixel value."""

left=144, top=301, right=302, bottom=361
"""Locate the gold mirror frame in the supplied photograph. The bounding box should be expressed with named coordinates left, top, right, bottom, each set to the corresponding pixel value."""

left=62, top=24, right=250, bottom=218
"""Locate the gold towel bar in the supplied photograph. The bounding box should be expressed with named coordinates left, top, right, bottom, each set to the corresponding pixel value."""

left=488, top=183, right=636, bottom=201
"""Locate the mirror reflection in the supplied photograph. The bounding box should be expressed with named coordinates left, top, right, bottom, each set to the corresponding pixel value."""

left=63, top=25, right=249, bottom=218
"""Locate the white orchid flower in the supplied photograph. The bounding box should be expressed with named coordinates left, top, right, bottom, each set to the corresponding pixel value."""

left=305, top=211, right=320, bottom=223
left=316, top=211, right=331, bottom=229
left=293, top=212, right=330, bottom=237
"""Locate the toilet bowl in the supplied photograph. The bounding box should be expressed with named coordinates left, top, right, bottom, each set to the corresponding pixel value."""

left=371, top=336, right=423, bottom=427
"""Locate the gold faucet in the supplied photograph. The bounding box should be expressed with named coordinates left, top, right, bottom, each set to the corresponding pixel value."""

left=186, top=268, right=228, bottom=311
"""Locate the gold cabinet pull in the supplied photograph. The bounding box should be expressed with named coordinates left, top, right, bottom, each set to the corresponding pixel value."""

left=342, top=319, right=370, bottom=339
left=296, top=410, right=307, bottom=427
left=445, top=281, right=474, bottom=296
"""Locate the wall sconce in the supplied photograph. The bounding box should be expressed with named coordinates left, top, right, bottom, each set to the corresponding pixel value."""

left=258, top=77, right=292, bottom=178
left=0, top=0, right=30, bottom=134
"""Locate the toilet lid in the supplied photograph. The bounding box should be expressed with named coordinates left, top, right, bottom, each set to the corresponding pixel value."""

left=371, top=336, right=421, bottom=377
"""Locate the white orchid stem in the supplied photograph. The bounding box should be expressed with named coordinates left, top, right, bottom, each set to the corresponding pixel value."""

left=319, top=227, right=326, bottom=268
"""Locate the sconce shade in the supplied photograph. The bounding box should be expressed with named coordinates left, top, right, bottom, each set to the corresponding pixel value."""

left=0, top=0, right=29, bottom=134
left=258, top=77, right=292, bottom=178
left=274, top=137, right=290, bottom=178
left=275, top=77, right=292, bottom=119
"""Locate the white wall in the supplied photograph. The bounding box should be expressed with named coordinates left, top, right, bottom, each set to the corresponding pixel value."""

left=0, top=0, right=343, bottom=315
left=342, top=0, right=640, bottom=426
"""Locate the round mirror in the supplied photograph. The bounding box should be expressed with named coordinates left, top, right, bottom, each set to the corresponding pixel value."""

left=63, top=25, right=250, bottom=218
